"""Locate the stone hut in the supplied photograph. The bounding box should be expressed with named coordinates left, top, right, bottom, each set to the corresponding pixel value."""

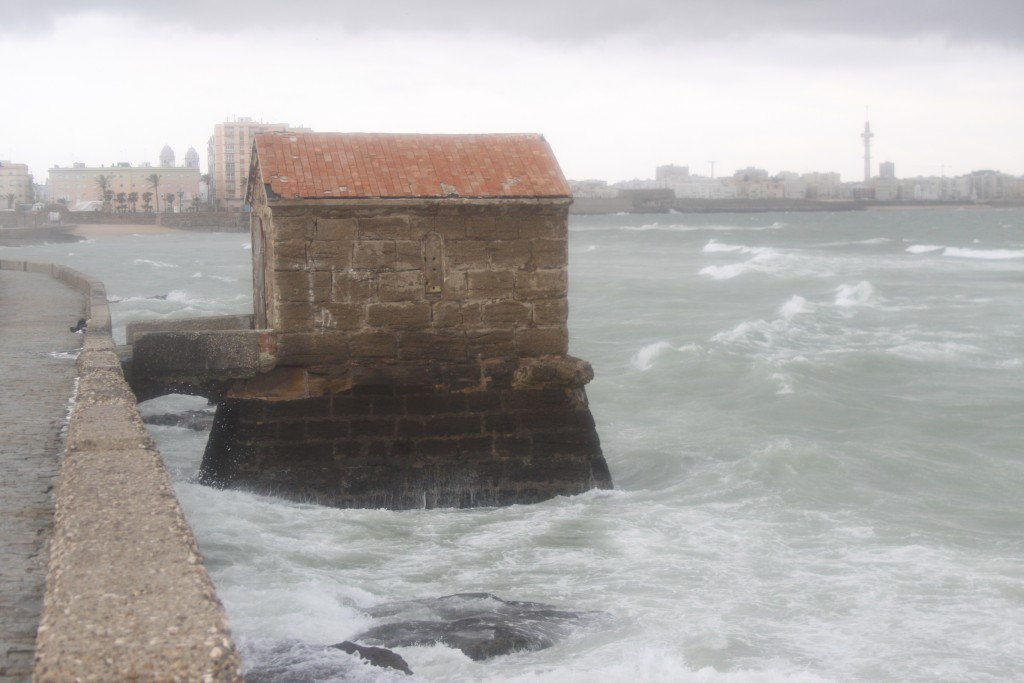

left=199, top=132, right=612, bottom=508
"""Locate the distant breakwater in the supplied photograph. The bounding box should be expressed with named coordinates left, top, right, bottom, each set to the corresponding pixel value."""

left=568, top=197, right=1022, bottom=215
left=0, top=209, right=248, bottom=232
left=0, top=225, right=81, bottom=246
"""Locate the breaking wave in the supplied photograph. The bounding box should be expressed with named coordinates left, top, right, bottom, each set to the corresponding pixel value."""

left=907, top=245, right=1024, bottom=259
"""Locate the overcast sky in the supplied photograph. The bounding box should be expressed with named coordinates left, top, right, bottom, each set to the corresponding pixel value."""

left=2, top=0, right=1022, bottom=184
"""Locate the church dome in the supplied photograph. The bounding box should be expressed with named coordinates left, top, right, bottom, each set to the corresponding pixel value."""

left=160, top=144, right=175, bottom=167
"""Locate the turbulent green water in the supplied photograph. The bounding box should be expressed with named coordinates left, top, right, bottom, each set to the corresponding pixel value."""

left=10, top=208, right=1024, bottom=682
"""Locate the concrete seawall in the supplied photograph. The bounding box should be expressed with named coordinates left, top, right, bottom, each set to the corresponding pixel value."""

left=0, top=260, right=242, bottom=682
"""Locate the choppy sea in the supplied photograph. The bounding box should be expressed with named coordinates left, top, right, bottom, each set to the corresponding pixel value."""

left=9, top=208, right=1024, bottom=682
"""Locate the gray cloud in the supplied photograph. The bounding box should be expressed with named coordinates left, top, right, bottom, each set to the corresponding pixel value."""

left=7, top=0, right=1024, bottom=47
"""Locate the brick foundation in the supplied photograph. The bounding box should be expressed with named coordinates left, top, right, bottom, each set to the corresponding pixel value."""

left=199, top=382, right=610, bottom=509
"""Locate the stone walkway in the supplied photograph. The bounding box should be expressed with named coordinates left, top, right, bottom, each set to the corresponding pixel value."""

left=0, top=270, right=84, bottom=682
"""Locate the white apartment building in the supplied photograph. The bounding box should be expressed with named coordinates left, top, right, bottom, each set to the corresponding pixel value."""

left=210, top=118, right=311, bottom=209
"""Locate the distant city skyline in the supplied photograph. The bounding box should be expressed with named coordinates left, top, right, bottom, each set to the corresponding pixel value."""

left=2, top=3, right=1022, bottom=186
left=9, top=111, right=1021, bottom=189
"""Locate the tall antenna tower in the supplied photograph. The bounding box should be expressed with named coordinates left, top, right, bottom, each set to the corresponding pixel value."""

left=861, top=108, right=874, bottom=183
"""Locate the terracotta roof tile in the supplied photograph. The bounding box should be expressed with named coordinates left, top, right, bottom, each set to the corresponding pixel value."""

left=253, top=132, right=570, bottom=200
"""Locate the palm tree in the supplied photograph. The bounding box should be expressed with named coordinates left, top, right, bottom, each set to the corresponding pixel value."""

left=141, top=192, right=153, bottom=213
left=127, top=191, right=139, bottom=213
left=146, top=174, right=162, bottom=213
left=115, top=192, right=128, bottom=213
left=95, top=174, right=112, bottom=211
left=164, top=192, right=176, bottom=213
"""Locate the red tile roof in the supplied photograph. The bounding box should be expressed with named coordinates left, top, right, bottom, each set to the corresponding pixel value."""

left=252, top=132, right=571, bottom=200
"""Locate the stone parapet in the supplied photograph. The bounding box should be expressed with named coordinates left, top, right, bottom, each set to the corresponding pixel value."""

left=126, top=314, right=255, bottom=344
left=123, top=316, right=276, bottom=401
left=0, top=260, right=243, bottom=682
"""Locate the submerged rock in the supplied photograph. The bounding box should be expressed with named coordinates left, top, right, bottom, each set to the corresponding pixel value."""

left=330, top=641, right=413, bottom=675
left=243, top=638, right=413, bottom=682
left=352, top=592, right=609, bottom=661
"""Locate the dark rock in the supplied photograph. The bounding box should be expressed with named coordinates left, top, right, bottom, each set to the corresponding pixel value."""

left=242, top=638, right=413, bottom=682
left=329, top=641, right=413, bottom=675
left=142, top=409, right=215, bottom=431
left=353, top=593, right=609, bottom=661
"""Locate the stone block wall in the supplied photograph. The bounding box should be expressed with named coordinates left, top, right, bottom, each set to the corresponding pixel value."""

left=200, top=381, right=610, bottom=510
left=256, top=199, right=573, bottom=371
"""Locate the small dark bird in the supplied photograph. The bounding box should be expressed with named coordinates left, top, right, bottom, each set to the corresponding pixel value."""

left=70, top=318, right=87, bottom=333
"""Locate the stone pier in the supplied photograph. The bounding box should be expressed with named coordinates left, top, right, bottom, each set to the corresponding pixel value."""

left=0, top=260, right=242, bottom=682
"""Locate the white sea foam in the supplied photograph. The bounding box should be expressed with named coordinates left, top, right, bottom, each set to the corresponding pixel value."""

left=623, top=222, right=784, bottom=234
left=820, top=237, right=893, bottom=247
left=907, top=244, right=1024, bottom=259
left=699, top=248, right=788, bottom=280
left=631, top=341, right=697, bottom=370
left=779, top=295, right=811, bottom=321
left=134, top=258, right=180, bottom=268
left=887, top=341, right=986, bottom=362
left=834, top=281, right=875, bottom=307
left=772, top=372, right=795, bottom=395
left=699, top=263, right=748, bottom=280
left=702, top=240, right=767, bottom=254
left=712, top=319, right=771, bottom=345
left=165, top=289, right=208, bottom=305
left=943, top=247, right=1024, bottom=260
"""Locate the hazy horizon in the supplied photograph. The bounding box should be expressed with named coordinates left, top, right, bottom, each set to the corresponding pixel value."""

left=2, top=1, right=1022, bottom=183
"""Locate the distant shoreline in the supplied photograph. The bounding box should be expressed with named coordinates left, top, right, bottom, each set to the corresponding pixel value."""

left=569, top=197, right=1024, bottom=215
left=0, top=223, right=193, bottom=247
left=72, top=223, right=185, bottom=237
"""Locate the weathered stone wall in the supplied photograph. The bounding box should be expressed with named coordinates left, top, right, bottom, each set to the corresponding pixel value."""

left=257, top=199, right=572, bottom=369
left=200, top=374, right=609, bottom=510
left=0, top=260, right=243, bottom=681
